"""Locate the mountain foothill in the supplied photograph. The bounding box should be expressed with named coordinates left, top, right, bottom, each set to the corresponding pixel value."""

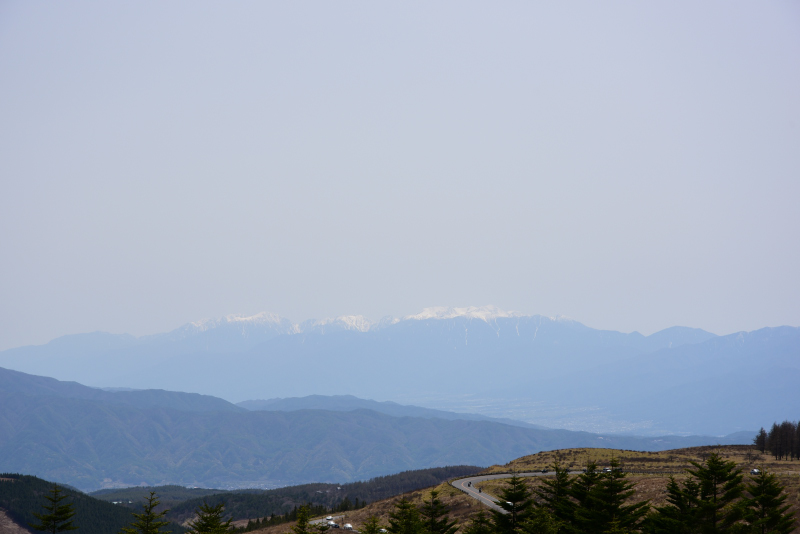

left=0, top=306, right=797, bottom=492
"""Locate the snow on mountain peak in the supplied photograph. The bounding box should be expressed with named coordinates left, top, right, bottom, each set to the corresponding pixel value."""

left=184, top=306, right=537, bottom=335
left=403, top=305, right=521, bottom=322
left=314, top=315, right=373, bottom=332
left=189, top=312, right=297, bottom=332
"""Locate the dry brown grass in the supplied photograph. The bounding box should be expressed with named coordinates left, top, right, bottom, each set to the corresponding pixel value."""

left=247, top=483, right=492, bottom=534
left=0, top=509, right=30, bottom=534
left=482, top=444, right=800, bottom=475
left=478, top=445, right=800, bottom=518
left=242, top=446, right=800, bottom=533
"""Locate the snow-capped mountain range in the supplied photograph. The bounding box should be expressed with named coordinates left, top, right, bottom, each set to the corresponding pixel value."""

left=1, top=306, right=798, bottom=436
left=179, top=305, right=571, bottom=335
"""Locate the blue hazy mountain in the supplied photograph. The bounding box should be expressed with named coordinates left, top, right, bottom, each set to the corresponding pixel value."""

left=0, top=368, right=752, bottom=492
left=238, top=394, right=548, bottom=429
left=0, top=366, right=243, bottom=412
left=533, top=326, right=800, bottom=435
left=2, top=306, right=792, bottom=435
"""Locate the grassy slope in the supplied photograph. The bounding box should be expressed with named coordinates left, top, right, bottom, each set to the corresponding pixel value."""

left=248, top=483, right=482, bottom=534
left=481, top=444, right=799, bottom=475
left=247, top=444, right=800, bottom=534
left=167, top=466, right=482, bottom=525
left=476, top=445, right=800, bottom=517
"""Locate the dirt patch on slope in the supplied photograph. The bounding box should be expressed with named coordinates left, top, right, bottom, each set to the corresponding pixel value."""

left=0, top=509, right=30, bottom=534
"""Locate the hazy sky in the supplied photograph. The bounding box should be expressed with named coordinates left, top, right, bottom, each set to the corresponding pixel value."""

left=1, top=1, right=799, bottom=351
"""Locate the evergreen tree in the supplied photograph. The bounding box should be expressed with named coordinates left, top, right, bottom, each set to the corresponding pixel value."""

left=642, top=477, right=700, bottom=534
left=491, top=474, right=534, bottom=534
left=520, top=508, right=561, bottom=534
left=795, top=423, right=800, bottom=461
left=567, top=461, right=602, bottom=531
left=419, top=490, right=457, bottom=534
left=602, top=521, right=633, bottom=534
left=361, top=516, right=384, bottom=534
left=532, top=462, right=573, bottom=531
left=290, top=506, right=312, bottom=534
left=740, top=469, right=795, bottom=534
left=573, top=459, right=648, bottom=534
left=120, top=492, right=171, bottom=534
left=186, top=502, right=233, bottom=534
left=29, top=484, right=78, bottom=534
left=686, top=453, right=744, bottom=533
left=338, top=498, right=353, bottom=512
left=313, top=520, right=331, bottom=534
left=767, top=424, right=782, bottom=460
left=387, top=497, right=422, bottom=534
left=462, top=511, right=493, bottom=534
left=753, top=429, right=767, bottom=454
left=779, top=422, right=795, bottom=460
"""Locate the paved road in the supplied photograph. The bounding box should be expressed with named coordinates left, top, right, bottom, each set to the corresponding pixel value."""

left=310, top=515, right=345, bottom=526
left=451, top=472, right=556, bottom=513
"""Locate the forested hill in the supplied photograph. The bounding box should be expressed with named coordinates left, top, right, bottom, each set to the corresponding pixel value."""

left=0, top=474, right=185, bottom=534
left=163, top=466, right=482, bottom=524
left=90, top=484, right=231, bottom=510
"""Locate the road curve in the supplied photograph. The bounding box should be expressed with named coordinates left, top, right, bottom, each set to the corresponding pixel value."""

left=451, top=472, right=556, bottom=513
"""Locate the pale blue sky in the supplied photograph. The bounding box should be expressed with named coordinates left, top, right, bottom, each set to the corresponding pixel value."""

left=1, top=1, right=799, bottom=351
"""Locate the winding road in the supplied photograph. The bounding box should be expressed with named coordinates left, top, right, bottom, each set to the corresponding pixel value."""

left=451, top=472, right=556, bottom=513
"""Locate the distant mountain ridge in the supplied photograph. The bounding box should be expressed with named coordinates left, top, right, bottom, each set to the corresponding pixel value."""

left=1, top=306, right=795, bottom=435
left=0, top=368, right=753, bottom=492
left=237, top=394, right=547, bottom=429
left=0, top=366, right=242, bottom=413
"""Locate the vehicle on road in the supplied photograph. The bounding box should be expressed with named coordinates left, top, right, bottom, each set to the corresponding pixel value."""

left=750, top=468, right=761, bottom=475
left=344, top=524, right=353, bottom=530
left=326, top=516, right=333, bottom=521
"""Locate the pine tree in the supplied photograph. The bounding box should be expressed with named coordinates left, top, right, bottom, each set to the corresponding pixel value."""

left=186, top=502, right=233, bottom=534
left=767, top=424, right=782, bottom=460
left=687, top=452, right=744, bottom=533
left=387, top=497, right=422, bottom=534
left=29, top=484, right=78, bottom=534
left=520, top=508, right=560, bottom=534
left=754, top=429, right=767, bottom=454
left=740, top=469, right=795, bottom=534
left=532, top=462, right=573, bottom=531
left=120, top=492, right=171, bottom=534
left=462, top=511, right=493, bottom=534
left=491, top=474, right=534, bottom=534
left=641, top=476, right=700, bottom=534
left=313, top=519, right=331, bottom=534
left=419, top=490, right=457, bottom=534
left=290, top=506, right=312, bottom=534
left=338, top=498, right=353, bottom=512
left=573, top=459, right=648, bottom=534
left=568, top=461, right=602, bottom=531
left=361, top=516, right=384, bottom=534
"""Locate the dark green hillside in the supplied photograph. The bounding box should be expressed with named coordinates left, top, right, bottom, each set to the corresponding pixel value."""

left=167, top=466, right=482, bottom=523
left=0, top=474, right=184, bottom=534
left=91, top=485, right=231, bottom=509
